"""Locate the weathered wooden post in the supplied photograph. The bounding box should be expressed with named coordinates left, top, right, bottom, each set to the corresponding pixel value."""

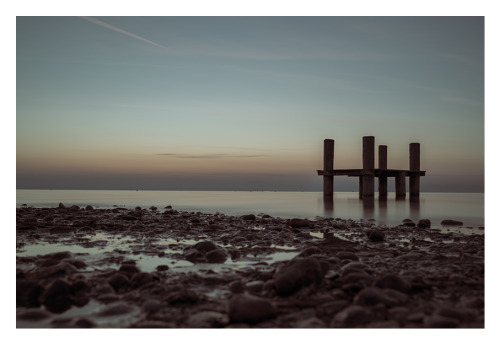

left=362, top=136, right=375, bottom=199
left=395, top=170, right=406, bottom=199
left=358, top=176, right=363, bottom=199
left=409, top=143, right=420, bottom=199
left=323, top=139, right=334, bottom=197
left=378, top=145, right=388, bottom=200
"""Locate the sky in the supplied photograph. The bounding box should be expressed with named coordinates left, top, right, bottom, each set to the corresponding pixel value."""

left=16, top=16, right=485, bottom=192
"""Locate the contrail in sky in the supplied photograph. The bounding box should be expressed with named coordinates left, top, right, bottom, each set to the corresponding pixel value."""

left=81, top=16, right=168, bottom=49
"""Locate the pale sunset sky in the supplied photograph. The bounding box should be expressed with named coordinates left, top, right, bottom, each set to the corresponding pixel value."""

left=16, top=14, right=485, bottom=192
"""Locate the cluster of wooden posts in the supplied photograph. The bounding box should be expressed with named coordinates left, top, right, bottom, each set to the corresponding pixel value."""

left=317, top=136, right=425, bottom=200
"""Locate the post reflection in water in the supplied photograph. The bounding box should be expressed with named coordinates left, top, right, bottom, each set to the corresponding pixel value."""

left=409, top=197, right=421, bottom=220
left=323, top=195, right=333, bottom=217
left=362, top=197, right=375, bottom=220
left=321, top=194, right=422, bottom=223
left=378, top=199, right=387, bottom=223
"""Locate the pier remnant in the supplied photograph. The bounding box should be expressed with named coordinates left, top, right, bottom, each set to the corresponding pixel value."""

left=362, top=136, right=375, bottom=199
left=378, top=145, right=388, bottom=200
left=323, top=139, right=334, bottom=197
left=317, top=136, right=425, bottom=200
left=409, top=143, right=420, bottom=199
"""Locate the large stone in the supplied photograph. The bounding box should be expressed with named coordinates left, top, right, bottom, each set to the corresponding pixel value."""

left=228, top=294, right=276, bottom=324
left=40, top=279, right=73, bottom=313
left=17, top=280, right=44, bottom=308
left=205, top=249, right=228, bottom=263
left=290, top=218, right=310, bottom=228
left=417, top=219, right=431, bottom=228
left=192, top=241, right=218, bottom=253
left=108, top=273, right=131, bottom=292
left=274, top=258, right=326, bottom=296
left=366, top=229, right=385, bottom=242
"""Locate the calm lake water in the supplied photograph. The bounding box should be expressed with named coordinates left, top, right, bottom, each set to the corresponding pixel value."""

left=16, top=189, right=484, bottom=230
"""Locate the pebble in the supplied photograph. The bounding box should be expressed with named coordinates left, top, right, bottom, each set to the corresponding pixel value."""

left=295, top=317, right=326, bottom=328
left=374, top=274, right=411, bottom=293
left=289, top=218, right=310, bottom=228
left=229, top=280, right=245, bottom=294
left=366, top=229, right=385, bottom=242
left=131, top=272, right=154, bottom=288
left=245, top=280, right=264, bottom=294
left=108, top=273, right=131, bottom=292
left=17, top=309, right=51, bottom=321
left=228, top=294, right=276, bottom=324
left=186, top=311, right=229, bottom=328
left=330, top=305, right=371, bottom=328
left=97, top=303, right=135, bottom=317
left=423, top=315, right=459, bottom=328
left=336, top=251, right=359, bottom=261
left=354, top=286, right=408, bottom=307
left=142, top=300, right=162, bottom=313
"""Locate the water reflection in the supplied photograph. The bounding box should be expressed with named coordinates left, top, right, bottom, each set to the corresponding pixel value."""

left=323, top=195, right=333, bottom=217
left=362, top=197, right=375, bottom=219
left=409, top=197, right=421, bottom=220
left=322, top=194, right=421, bottom=223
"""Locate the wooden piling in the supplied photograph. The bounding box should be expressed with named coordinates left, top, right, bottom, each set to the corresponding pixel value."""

left=409, top=143, right=420, bottom=199
left=395, top=170, right=406, bottom=199
left=362, top=136, right=375, bottom=198
left=358, top=176, right=363, bottom=199
left=323, top=139, right=334, bottom=197
left=378, top=145, right=387, bottom=200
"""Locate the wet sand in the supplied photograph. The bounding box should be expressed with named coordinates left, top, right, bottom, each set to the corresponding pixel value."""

left=16, top=204, right=484, bottom=328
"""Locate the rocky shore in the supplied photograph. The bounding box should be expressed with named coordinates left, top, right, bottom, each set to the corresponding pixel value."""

left=16, top=204, right=484, bottom=328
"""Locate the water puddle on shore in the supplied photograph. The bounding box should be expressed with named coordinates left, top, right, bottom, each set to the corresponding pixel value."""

left=16, top=230, right=302, bottom=274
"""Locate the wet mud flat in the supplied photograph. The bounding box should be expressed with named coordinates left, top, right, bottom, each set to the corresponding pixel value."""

left=16, top=204, right=484, bottom=328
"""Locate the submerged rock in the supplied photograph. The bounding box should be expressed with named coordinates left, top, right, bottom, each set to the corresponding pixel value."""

left=441, top=219, right=463, bottom=226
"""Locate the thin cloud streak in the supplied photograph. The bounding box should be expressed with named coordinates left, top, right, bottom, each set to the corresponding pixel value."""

left=81, top=17, right=168, bottom=50
left=158, top=153, right=266, bottom=159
